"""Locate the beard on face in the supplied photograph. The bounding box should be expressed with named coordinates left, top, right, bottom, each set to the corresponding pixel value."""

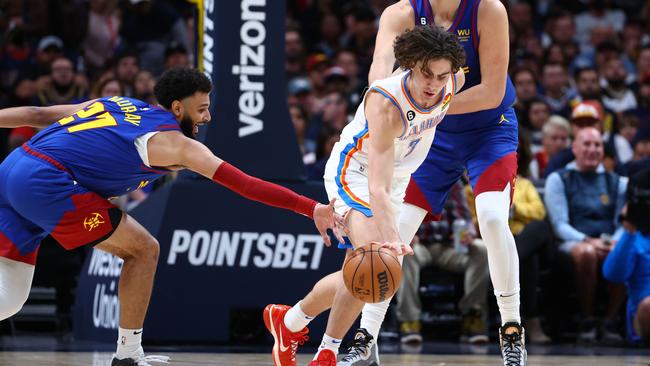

left=607, top=78, right=626, bottom=90
left=179, top=113, right=195, bottom=138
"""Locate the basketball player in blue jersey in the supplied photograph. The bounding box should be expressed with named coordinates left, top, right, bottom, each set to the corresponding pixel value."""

left=264, top=26, right=465, bottom=366
left=341, top=1, right=526, bottom=366
left=0, top=68, right=343, bottom=366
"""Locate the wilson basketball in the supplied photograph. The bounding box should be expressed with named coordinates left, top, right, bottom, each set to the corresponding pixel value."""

left=342, top=242, right=402, bottom=303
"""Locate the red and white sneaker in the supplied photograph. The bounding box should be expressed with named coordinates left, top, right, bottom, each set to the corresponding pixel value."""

left=264, top=304, right=309, bottom=366
left=308, top=349, right=337, bottom=366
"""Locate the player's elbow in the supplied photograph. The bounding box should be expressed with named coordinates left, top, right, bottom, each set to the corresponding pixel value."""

left=486, top=86, right=505, bottom=109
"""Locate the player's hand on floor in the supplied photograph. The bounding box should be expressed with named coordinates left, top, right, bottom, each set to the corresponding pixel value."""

left=313, top=198, right=345, bottom=246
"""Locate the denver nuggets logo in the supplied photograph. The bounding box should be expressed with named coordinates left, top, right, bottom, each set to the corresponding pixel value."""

left=600, top=194, right=610, bottom=205
left=84, top=212, right=105, bottom=232
left=407, top=110, right=416, bottom=121
left=441, top=94, right=452, bottom=110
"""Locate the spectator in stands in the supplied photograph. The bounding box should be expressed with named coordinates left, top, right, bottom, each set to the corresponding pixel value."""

left=612, top=112, right=639, bottom=164
left=637, top=72, right=650, bottom=113
left=574, top=0, right=626, bottom=52
left=35, top=56, right=88, bottom=106
left=315, top=13, right=342, bottom=58
left=114, top=50, right=139, bottom=97
left=11, top=35, right=65, bottom=106
left=91, top=77, right=123, bottom=99
left=120, top=0, right=190, bottom=76
left=306, top=53, right=330, bottom=103
left=624, top=127, right=650, bottom=177
left=564, top=66, right=619, bottom=138
left=602, top=57, right=638, bottom=113
left=526, top=98, right=551, bottom=150
left=164, top=41, right=190, bottom=70
left=397, top=181, right=489, bottom=345
left=322, top=66, right=349, bottom=95
left=636, top=47, right=650, bottom=83
left=334, top=49, right=365, bottom=106
left=603, top=168, right=650, bottom=345
left=531, top=115, right=571, bottom=181
left=285, top=27, right=305, bottom=78
left=82, top=0, right=121, bottom=78
left=133, top=70, right=156, bottom=105
left=289, top=105, right=314, bottom=165
left=513, top=67, right=539, bottom=129
left=287, top=77, right=314, bottom=116
left=545, top=101, right=603, bottom=178
left=541, top=63, right=576, bottom=113
left=545, top=127, right=627, bottom=343
left=542, top=11, right=577, bottom=50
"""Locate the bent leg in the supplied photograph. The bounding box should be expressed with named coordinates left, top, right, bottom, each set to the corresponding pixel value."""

left=95, top=213, right=159, bottom=330
left=0, top=257, right=35, bottom=320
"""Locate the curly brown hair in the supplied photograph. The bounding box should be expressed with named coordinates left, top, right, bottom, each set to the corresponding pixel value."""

left=394, top=25, right=466, bottom=75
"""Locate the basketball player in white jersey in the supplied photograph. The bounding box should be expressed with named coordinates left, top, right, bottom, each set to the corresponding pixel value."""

left=263, top=25, right=465, bottom=366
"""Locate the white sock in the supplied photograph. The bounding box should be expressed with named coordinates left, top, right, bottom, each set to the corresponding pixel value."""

left=360, top=299, right=390, bottom=342
left=315, top=333, right=342, bottom=358
left=283, top=301, right=314, bottom=333
left=115, top=327, right=143, bottom=359
left=475, top=185, right=521, bottom=325
left=496, top=290, right=521, bottom=325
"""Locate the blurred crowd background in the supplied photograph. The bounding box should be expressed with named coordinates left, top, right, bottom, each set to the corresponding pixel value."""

left=1, top=0, right=649, bottom=349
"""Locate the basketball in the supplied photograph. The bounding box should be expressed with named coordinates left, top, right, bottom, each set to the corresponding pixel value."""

left=342, top=242, right=402, bottom=303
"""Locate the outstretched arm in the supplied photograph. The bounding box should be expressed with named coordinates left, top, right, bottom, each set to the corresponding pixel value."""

left=365, top=92, right=413, bottom=255
left=446, top=0, right=509, bottom=115
left=0, top=100, right=95, bottom=129
left=368, top=1, right=413, bottom=84
left=147, top=131, right=344, bottom=246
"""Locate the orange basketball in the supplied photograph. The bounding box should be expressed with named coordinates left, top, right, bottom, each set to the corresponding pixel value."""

left=342, top=242, right=402, bottom=303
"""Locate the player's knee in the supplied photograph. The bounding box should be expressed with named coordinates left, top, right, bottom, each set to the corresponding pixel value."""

left=571, top=243, right=597, bottom=265
left=0, top=286, right=30, bottom=320
left=638, top=297, right=650, bottom=322
left=476, top=208, right=507, bottom=235
left=132, top=235, right=160, bottom=263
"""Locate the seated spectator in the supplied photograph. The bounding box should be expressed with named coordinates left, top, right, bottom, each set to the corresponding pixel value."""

left=35, top=56, right=88, bottom=106
left=526, top=98, right=551, bottom=150
left=544, top=101, right=603, bottom=178
left=612, top=112, right=639, bottom=164
left=545, top=127, right=627, bottom=343
left=164, top=41, right=190, bottom=70
left=624, top=126, right=650, bottom=177
left=541, top=63, right=576, bottom=114
left=91, top=77, right=123, bottom=99
left=512, top=67, right=539, bottom=128
left=396, top=180, right=489, bottom=345
left=602, top=57, right=638, bottom=113
left=531, top=115, right=570, bottom=181
left=133, top=70, right=156, bottom=105
left=603, top=168, right=650, bottom=345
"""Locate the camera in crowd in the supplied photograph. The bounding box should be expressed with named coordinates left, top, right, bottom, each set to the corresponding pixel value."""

left=624, top=168, right=650, bottom=235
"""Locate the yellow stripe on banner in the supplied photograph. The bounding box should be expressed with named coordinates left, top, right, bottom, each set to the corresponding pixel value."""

left=186, top=0, right=204, bottom=71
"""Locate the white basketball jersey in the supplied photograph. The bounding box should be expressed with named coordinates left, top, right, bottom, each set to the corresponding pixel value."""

left=325, top=70, right=456, bottom=181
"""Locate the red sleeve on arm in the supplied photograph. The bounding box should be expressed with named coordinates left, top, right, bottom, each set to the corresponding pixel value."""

left=212, top=162, right=317, bottom=219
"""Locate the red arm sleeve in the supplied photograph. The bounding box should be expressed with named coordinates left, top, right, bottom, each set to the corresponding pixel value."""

left=212, top=162, right=317, bottom=219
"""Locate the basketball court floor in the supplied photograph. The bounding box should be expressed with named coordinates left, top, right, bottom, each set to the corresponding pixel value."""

left=1, top=352, right=649, bottom=366
left=2, top=335, right=649, bottom=366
